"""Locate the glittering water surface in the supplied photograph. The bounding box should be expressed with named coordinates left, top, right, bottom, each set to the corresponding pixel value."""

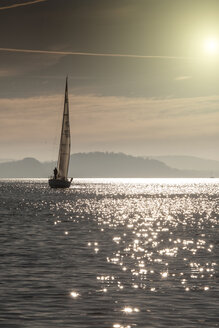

left=0, top=178, right=218, bottom=328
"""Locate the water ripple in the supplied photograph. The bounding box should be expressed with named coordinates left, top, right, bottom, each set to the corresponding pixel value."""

left=0, top=178, right=218, bottom=327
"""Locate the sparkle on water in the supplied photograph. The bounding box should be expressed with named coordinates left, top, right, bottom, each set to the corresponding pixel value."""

left=70, top=291, right=79, bottom=298
left=0, top=178, right=218, bottom=327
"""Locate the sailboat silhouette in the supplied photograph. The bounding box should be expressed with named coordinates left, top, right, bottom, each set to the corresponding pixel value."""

left=49, top=77, right=73, bottom=188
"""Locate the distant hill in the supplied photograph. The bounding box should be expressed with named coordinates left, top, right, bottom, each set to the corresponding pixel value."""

left=0, top=157, right=48, bottom=178
left=0, top=158, right=14, bottom=163
left=68, top=152, right=181, bottom=178
left=152, top=155, right=219, bottom=175
left=0, top=152, right=217, bottom=178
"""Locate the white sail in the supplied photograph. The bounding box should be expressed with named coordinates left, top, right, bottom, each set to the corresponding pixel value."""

left=57, top=77, right=71, bottom=180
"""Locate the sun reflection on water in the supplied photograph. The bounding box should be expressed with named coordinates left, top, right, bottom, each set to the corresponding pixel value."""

left=70, top=291, right=80, bottom=298
left=1, top=177, right=218, bottom=328
left=21, top=178, right=218, bottom=327
left=75, top=179, right=218, bottom=297
left=122, top=306, right=139, bottom=313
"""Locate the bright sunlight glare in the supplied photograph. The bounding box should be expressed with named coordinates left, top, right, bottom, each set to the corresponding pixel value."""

left=203, top=37, right=219, bottom=55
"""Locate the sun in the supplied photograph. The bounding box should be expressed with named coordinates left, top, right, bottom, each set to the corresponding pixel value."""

left=203, top=37, right=219, bottom=55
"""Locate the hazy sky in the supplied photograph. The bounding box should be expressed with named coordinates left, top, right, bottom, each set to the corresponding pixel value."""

left=1, top=0, right=219, bottom=161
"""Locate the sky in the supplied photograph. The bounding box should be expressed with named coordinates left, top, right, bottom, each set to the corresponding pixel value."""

left=1, top=0, right=219, bottom=161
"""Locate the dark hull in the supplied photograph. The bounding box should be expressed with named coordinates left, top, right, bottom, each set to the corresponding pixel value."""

left=48, top=178, right=72, bottom=189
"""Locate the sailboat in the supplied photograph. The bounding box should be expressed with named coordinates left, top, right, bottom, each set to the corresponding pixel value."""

left=49, top=77, right=73, bottom=188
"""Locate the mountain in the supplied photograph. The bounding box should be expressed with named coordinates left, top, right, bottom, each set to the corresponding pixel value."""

left=151, top=155, right=219, bottom=174
left=0, top=152, right=217, bottom=179
left=0, top=157, right=48, bottom=178
left=0, top=152, right=180, bottom=178
left=68, top=152, right=181, bottom=178
left=0, top=158, right=14, bottom=163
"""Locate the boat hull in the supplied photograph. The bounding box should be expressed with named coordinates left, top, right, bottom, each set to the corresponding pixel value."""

left=48, top=178, right=72, bottom=189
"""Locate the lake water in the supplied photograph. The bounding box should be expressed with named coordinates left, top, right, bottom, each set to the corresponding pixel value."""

left=0, top=178, right=218, bottom=328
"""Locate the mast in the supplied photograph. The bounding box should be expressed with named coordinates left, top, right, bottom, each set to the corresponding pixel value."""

left=57, top=77, right=71, bottom=179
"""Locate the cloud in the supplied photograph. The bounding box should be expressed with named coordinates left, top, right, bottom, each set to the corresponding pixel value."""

left=0, top=47, right=187, bottom=60
left=0, top=68, right=18, bottom=77
left=0, top=0, right=47, bottom=10
left=0, top=93, right=219, bottom=160
left=175, top=76, right=192, bottom=81
left=0, top=93, right=219, bottom=140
